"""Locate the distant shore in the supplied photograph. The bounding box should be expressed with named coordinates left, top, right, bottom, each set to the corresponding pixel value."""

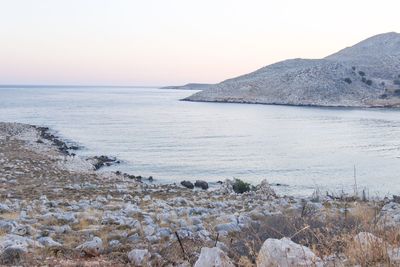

left=182, top=97, right=400, bottom=109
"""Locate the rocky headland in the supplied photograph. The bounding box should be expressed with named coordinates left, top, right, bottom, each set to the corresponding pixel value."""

left=1, top=122, right=400, bottom=266
left=185, top=32, right=400, bottom=108
left=160, top=83, right=212, bottom=90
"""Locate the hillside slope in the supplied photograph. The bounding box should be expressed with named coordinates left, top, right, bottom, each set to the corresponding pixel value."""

left=185, top=32, right=400, bottom=107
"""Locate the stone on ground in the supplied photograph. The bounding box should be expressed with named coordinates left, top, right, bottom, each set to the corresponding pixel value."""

left=256, top=237, right=323, bottom=267
left=128, top=249, right=151, bottom=266
left=194, top=247, right=234, bottom=267
left=76, top=237, right=103, bottom=257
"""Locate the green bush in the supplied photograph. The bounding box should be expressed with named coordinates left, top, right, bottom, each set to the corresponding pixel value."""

left=344, top=78, right=352, bottom=84
left=358, top=71, right=366, bottom=76
left=380, top=94, right=388, bottom=99
left=232, top=178, right=254, bottom=194
left=366, top=80, right=373, bottom=86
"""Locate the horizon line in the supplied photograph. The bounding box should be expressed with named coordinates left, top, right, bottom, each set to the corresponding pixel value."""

left=0, top=84, right=163, bottom=88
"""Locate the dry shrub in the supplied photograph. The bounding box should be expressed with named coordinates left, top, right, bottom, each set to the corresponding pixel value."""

left=346, top=233, right=389, bottom=266
left=159, top=236, right=212, bottom=265
left=0, top=212, right=20, bottom=220
left=73, top=218, right=92, bottom=231
left=224, top=201, right=397, bottom=266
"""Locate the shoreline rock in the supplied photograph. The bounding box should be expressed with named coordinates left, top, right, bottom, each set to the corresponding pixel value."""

left=195, top=180, right=209, bottom=190
left=181, top=180, right=195, bottom=189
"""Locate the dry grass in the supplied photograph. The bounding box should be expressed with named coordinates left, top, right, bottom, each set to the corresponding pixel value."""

left=221, top=200, right=399, bottom=266
left=73, top=218, right=92, bottom=231
left=159, top=236, right=212, bottom=266
left=0, top=211, right=20, bottom=221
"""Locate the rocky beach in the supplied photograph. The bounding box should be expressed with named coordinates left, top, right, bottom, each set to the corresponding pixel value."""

left=1, top=122, right=400, bottom=266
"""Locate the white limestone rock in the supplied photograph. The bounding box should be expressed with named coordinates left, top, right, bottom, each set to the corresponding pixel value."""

left=194, top=247, right=234, bottom=267
left=0, top=203, right=11, bottom=213
left=38, top=237, right=62, bottom=247
left=256, top=237, right=323, bottom=267
left=0, top=234, right=43, bottom=252
left=128, top=249, right=151, bottom=266
left=76, top=237, right=104, bottom=257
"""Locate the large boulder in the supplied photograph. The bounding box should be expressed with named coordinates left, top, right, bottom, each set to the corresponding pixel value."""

left=76, top=237, right=103, bottom=257
left=128, top=249, right=151, bottom=266
left=0, top=234, right=42, bottom=252
left=256, top=237, right=323, bottom=267
left=38, top=237, right=62, bottom=248
left=195, top=180, right=209, bottom=190
left=194, top=247, right=234, bottom=267
left=181, top=181, right=194, bottom=189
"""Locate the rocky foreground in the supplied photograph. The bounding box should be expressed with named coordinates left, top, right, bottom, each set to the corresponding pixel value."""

left=1, top=122, right=400, bottom=266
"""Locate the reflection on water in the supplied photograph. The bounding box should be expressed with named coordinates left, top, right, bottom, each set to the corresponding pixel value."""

left=1, top=86, right=400, bottom=196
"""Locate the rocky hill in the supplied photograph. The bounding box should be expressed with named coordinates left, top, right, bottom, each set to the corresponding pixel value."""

left=184, top=32, right=400, bottom=107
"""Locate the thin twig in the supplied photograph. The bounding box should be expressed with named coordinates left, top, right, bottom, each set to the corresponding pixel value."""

left=290, top=225, right=310, bottom=239
left=214, top=232, right=219, bottom=247
left=175, top=231, right=187, bottom=259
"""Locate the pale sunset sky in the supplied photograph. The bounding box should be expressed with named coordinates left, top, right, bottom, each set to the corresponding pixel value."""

left=0, top=0, right=399, bottom=86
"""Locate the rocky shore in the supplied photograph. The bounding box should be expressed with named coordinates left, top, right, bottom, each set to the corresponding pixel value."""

left=1, top=122, right=400, bottom=266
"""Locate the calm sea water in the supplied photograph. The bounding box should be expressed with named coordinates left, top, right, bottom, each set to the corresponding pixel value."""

left=1, top=86, right=400, bottom=196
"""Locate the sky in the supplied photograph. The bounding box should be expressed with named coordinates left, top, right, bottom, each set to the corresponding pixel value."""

left=0, top=0, right=399, bottom=86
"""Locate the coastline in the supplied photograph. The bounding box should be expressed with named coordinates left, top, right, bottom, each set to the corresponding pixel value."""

left=1, top=122, right=400, bottom=266
left=181, top=97, right=400, bottom=109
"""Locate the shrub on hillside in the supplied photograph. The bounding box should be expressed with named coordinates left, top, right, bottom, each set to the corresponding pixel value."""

left=344, top=78, right=352, bottom=84
left=358, top=71, right=366, bottom=76
left=366, top=79, right=373, bottom=86
left=232, top=178, right=254, bottom=194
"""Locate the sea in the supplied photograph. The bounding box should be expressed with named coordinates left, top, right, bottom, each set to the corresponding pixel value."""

left=1, top=86, right=400, bottom=197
